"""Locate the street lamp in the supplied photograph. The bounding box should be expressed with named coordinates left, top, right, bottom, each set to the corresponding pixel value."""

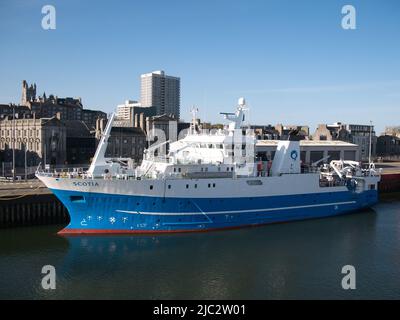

left=12, top=105, right=16, bottom=181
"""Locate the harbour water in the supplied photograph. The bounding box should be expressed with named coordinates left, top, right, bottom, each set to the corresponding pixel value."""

left=0, top=195, right=399, bottom=300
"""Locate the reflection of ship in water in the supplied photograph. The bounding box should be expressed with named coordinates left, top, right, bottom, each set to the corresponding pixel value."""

left=60, top=209, right=378, bottom=299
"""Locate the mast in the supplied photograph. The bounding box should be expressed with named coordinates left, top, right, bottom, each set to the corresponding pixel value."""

left=368, top=120, right=372, bottom=166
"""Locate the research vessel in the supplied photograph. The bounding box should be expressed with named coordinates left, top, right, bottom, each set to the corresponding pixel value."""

left=36, top=98, right=380, bottom=234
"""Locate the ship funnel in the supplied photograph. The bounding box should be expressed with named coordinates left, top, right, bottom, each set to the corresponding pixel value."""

left=270, top=141, right=301, bottom=176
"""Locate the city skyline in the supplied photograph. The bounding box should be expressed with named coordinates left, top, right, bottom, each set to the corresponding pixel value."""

left=1, top=0, right=399, bottom=134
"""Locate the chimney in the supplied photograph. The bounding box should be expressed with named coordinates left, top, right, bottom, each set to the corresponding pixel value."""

left=139, top=113, right=144, bottom=131
left=134, top=113, right=139, bottom=128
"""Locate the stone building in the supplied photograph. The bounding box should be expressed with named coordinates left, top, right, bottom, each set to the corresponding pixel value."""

left=21, top=80, right=37, bottom=106
left=97, top=113, right=178, bottom=164
left=313, top=122, right=377, bottom=161
left=0, top=104, right=31, bottom=118
left=0, top=114, right=67, bottom=168
left=313, top=123, right=351, bottom=141
left=105, top=127, right=147, bottom=165
left=384, top=126, right=400, bottom=138
left=376, top=135, right=400, bottom=158
left=275, top=124, right=309, bottom=140
left=251, top=125, right=280, bottom=140
left=18, top=80, right=107, bottom=130
left=145, top=114, right=177, bottom=142
left=65, top=120, right=96, bottom=165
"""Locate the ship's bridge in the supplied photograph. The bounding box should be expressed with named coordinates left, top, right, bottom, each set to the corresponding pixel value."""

left=168, top=131, right=256, bottom=166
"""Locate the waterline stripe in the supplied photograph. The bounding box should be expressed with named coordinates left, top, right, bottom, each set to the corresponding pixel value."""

left=115, top=200, right=357, bottom=216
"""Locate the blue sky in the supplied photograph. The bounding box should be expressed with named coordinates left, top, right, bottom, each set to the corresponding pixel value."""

left=0, top=0, right=399, bottom=134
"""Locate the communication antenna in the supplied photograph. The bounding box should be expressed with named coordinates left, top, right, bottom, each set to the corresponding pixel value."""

left=190, top=106, right=199, bottom=135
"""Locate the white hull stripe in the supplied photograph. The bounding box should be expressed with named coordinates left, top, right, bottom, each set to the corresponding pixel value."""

left=115, top=201, right=357, bottom=216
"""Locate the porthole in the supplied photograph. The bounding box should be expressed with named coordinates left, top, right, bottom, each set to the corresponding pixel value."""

left=150, top=185, right=153, bottom=190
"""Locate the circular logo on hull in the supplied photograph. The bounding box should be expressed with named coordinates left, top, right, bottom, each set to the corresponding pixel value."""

left=290, top=150, right=298, bottom=160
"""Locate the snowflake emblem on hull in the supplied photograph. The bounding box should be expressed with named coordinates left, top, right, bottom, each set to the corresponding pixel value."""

left=109, top=217, right=116, bottom=224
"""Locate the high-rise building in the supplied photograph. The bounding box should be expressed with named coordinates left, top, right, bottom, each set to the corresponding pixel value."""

left=116, top=100, right=141, bottom=121
left=115, top=100, right=156, bottom=127
left=140, top=70, right=180, bottom=119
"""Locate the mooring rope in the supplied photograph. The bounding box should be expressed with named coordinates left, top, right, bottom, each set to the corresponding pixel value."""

left=0, top=184, right=45, bottom=201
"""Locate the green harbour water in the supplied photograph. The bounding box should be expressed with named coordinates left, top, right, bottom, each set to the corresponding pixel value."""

left=0, top=194, right=400, bottom=299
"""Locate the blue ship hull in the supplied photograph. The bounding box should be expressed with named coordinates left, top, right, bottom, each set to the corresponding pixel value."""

left=52, top=188, right=378, bottom=234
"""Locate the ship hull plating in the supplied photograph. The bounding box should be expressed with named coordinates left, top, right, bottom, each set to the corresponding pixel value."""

left=52, top=188, right=378, bottom=234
